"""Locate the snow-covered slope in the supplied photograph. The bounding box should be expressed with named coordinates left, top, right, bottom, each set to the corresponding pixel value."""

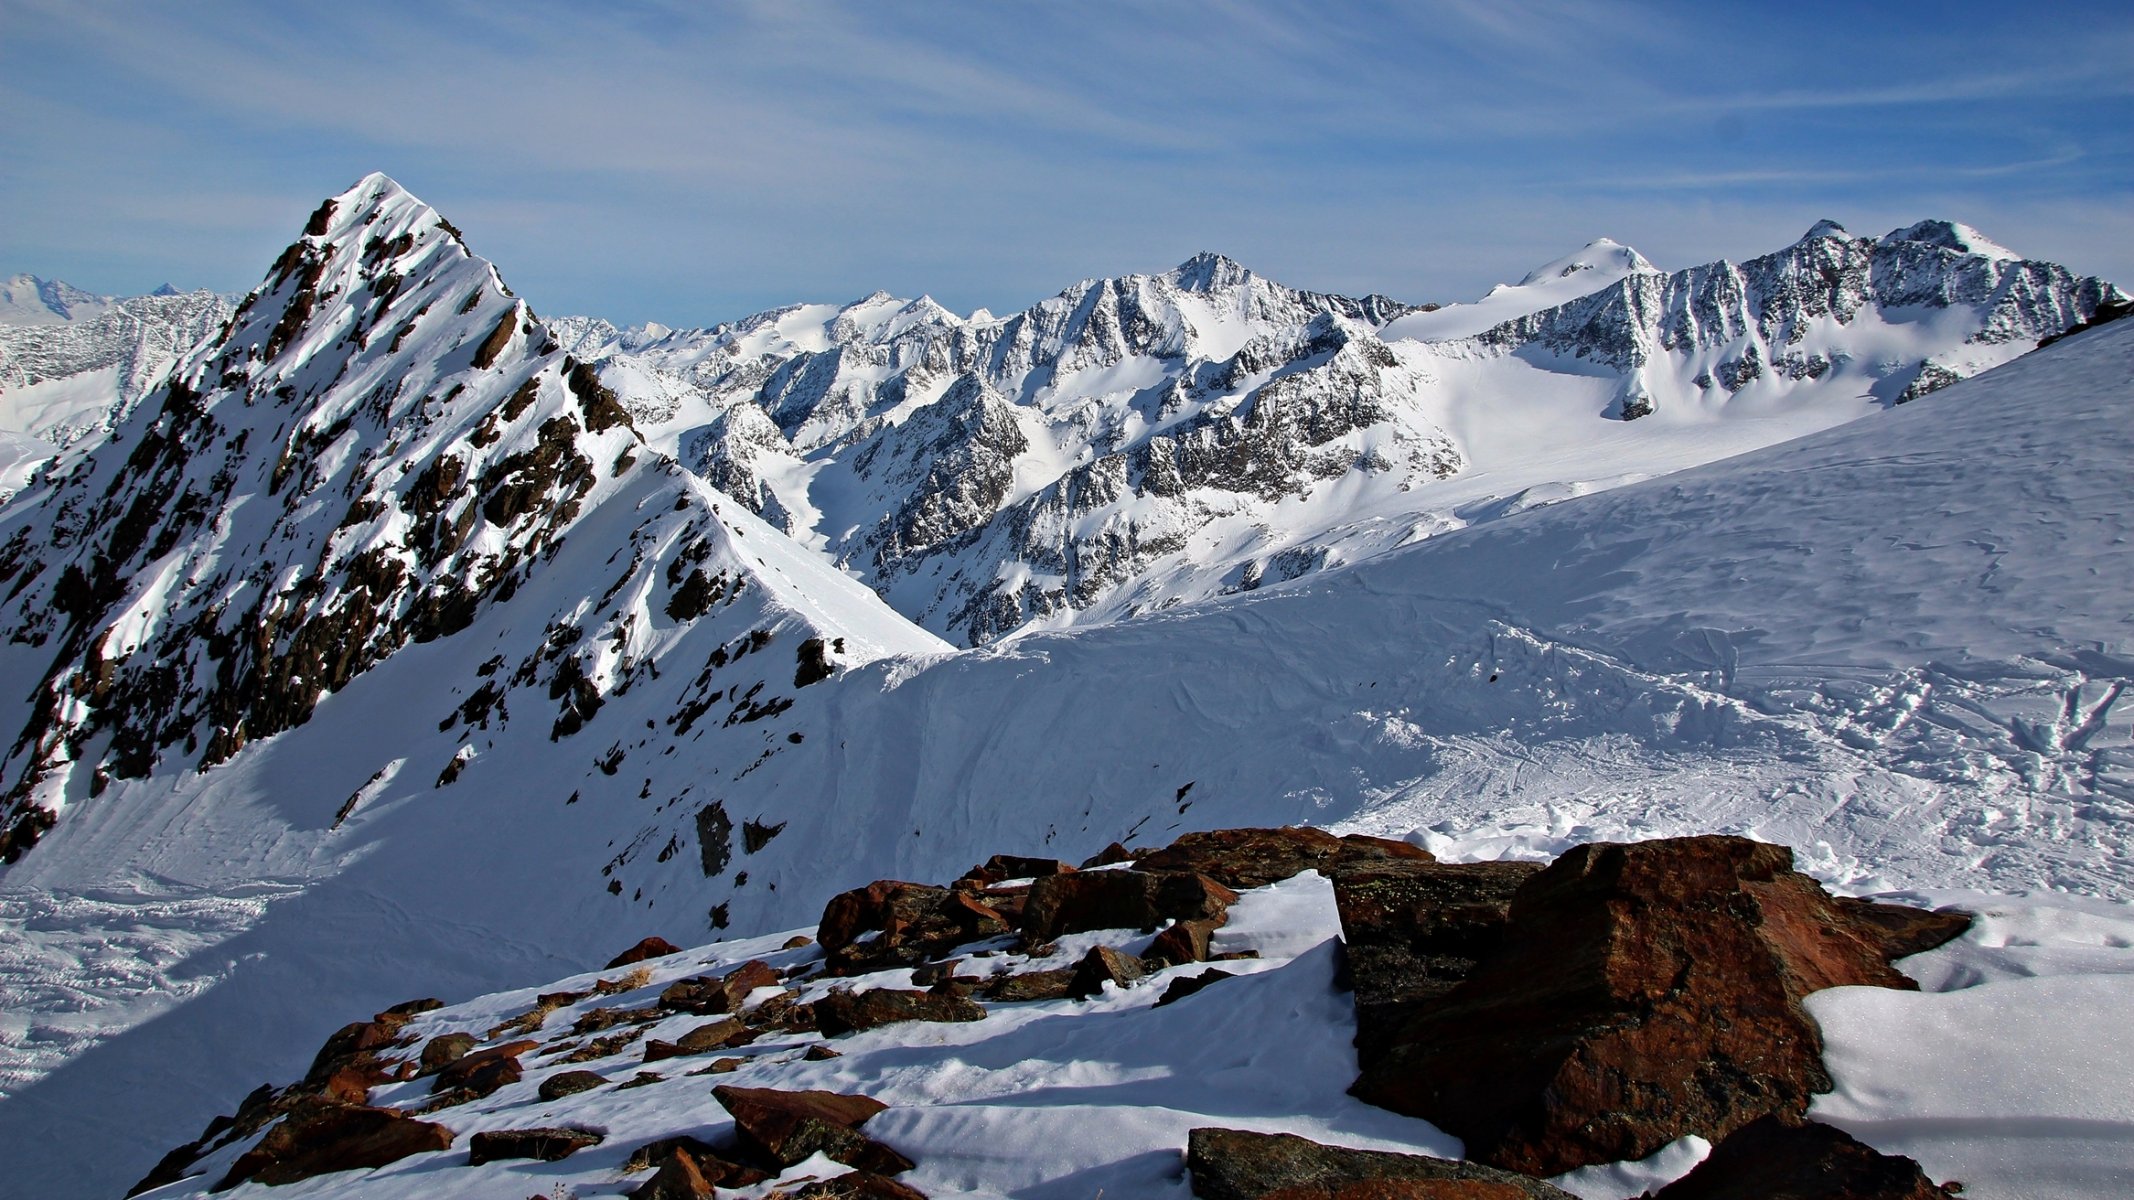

left=562, top=227, right=2118, bottom=647
left=0, top=275, right=233, bottom=493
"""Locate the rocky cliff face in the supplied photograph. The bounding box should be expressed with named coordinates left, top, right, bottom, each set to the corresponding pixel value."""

left=568, top=227, right=2120, bottom=646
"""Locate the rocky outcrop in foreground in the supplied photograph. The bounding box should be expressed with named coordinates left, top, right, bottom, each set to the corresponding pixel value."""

left=132, top=826, right=1969, bottom=1197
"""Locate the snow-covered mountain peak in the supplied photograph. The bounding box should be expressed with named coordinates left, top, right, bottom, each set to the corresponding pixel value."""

left=1513, top=237, right=1656, bottom=288
left=1880, top=218, right=2019, bottom=261
left=1800, top=218, right=1852, bottom=242
left=1166, top=250, right=1256, bottom=294
left=0, top=273, right=115, bottom=326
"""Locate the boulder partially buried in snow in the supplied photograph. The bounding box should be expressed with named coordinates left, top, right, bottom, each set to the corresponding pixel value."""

left=1185, top=1127, right=1578, bottom=1199
left=711, top=1085, right=914, bottom=1174
left=1647, top=1115, right=1949, bottom=1200
left=1348, top=835, right=1951, bottom=1176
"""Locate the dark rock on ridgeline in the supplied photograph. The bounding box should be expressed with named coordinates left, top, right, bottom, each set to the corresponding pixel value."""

left=606, top=936, right=684, bottom=969
left=1019, top=868, right=1237, bottom=944
left=215, top=1098, right=454, bottom=1189
left=659, top=958, right=780, bottom=1014
left=712, top=1085, right=915, bottom=1175
left=814, top=987, right=986, bottom=1036
left=417, top=1031, right=478, bottom=1075
left=1832, top=896, right=1974, bottom=961
left=956, top=854, right=1078, bottom=887
left=467, top=1126, right=605, bottom=1165
left=1145, top=917, right=1223, bottom=967
left=644, top=1016, right=751, bottom=1060
left=629, top=1140, right=772, bottom=1198
left=430, top=1039, right=538, bottom=1100
left=790, top=1172, right=932, bottom=1199
left=1135, top=827, right=1434, bottom=889
left=1348, top=835, right=1950, bottom=1176
left=1067, top=945, right=1148, bottom=998
left=537, top=1069, right=607, bottom=1100
left=1649, top=1116, right=1952, bottom=1199
left=1331, top=859, right=1543, bottom=1053
left=982, top=968, right=1079, bottom=1002
left=817, top=880, right=1013, bottom=974
left=1155, top=968, right=1235, bottom=1008
left=1185, top=1127, right=1577, bottom=1200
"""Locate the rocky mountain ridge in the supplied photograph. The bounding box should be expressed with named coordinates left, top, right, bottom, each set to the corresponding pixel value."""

left=563, top=223, right=2121, bottom=646
left=0, top=173, right=940, bottom=862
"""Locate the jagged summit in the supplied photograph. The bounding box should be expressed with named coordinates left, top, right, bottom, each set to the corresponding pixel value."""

left=0, top=174, right=939, bottom=862
left=1802, top=218, right=1850, bottom=242
left=1167, top=250, right=1255, bottom=293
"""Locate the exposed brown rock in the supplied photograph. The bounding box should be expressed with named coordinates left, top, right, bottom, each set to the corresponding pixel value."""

left=1068, top=945, right=1148, bottom=998
left=1156, top=968, right=1236, bottom=1008
left=418, top=1031, right=479, bottom=1075
left=573, top=1003, right=662, bottom=1035
left=1834, top=897, right=1974, bottom=961
left=537, top=1069, right=607, bottom=1100
left=1331, top=859, right=1543, bottom=1053
left=1080, top=842, right=1137, bottom=868
left=1650, top=1116, right=1950, bottom=1199
left=215, top=1099, right=454, bottom=1189
left=1185, top=1127, right=1576, bottom=1199
left=957, top=854, right=1077, bottom=887
left=660, top=959, right=780, bottom=1014
left=605, top=936, right=684, bottom=969
left=631, top=1148, right=716, bottom=1200
left=627, top=1139, right=772, bottom=1198
left=644, top=1016, right=751, bottom=1060
left=982, top=968, right=1078, bottom=1003
left=432, top=1039, right=537, bottom=1098
left=1350, top=835, right=1923, bottom=1176
left=818, top=880, right=1013, bottom=974
left=790, top=1172, right=932, bottom=1199
left=467, top=1126, right=605, bottom=1165
left=1019, top=869, right=1237, bottom=943
left=1145, top=917, right=1222, bottom=967
left=805, top=1043, right=844, bottom=1060
left=814, top=987, right=986, bottom=1036
left=712, top=1085, right=914, bottom=1174
left=1136, top=827, right=1433, bottom=890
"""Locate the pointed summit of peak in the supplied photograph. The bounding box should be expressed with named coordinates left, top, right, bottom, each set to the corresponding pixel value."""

left=1801, top=219, right=1851, bottom=243
left=1168, top=251, right=1252, bottom=293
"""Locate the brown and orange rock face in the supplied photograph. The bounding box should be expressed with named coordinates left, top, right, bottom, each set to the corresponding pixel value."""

left=214, top=1098, right=454, bottom=1189
left=1348, top=835, right=1965, bottom=1176
left=711, top=1085, right=914, bottom=1175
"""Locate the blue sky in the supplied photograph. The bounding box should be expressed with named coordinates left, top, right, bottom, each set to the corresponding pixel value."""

left=3, top=0, right=2130, bottom=326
